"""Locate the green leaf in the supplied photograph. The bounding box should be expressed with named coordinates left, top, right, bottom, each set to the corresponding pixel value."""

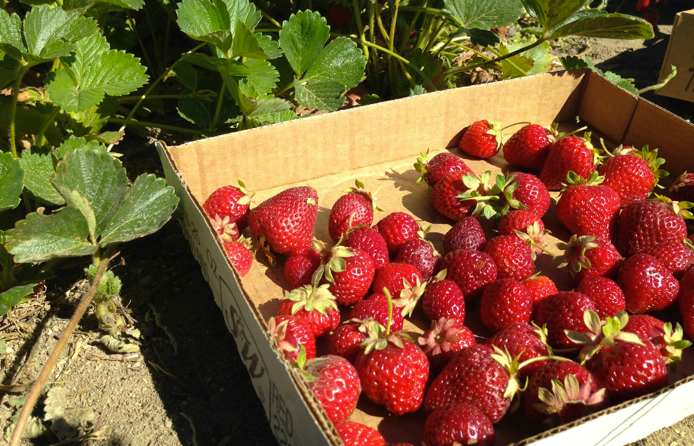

left=237, top=58, right=279, bottom=98
left=601, top=70, right=638, bottom=94
left=249, top=109, right=296, bottom=127
left=560, top=55, right=591, bottom=69
left=562, top=56, right=637, bottom=93
left=6, top=207, right=96, bottom=263
left=521, top=0, right=590, bottom=32
left=444, top=0, right=524, bottom=29
left=0, top=11, right=26, bottom=62
left=231, top=20, right=268, bottom=59
left=69, top=95, right=118, bottom=136
left=246, top=96, right=292, bottom=119
left=500, top=38, right=552, bottom=79
left=96, top=0, right=144, bottom=10
left=404, top=49, right=442, bottom=86
left=257, top=34, right=282, bottom=59
left=177, top=97, right=211, bottom=128
left=53, top=135, right=107, bottom=160
left=0, top=152, right=23, bottom=212
left=19, top=147, right=65, bottom=206
left=63, top=0, right=95, bottom=15
left=46, top=33, right=148, bottom=113
left=279, top=10, right=331, bottom=76
left=466, top=28, right=500, bottom=47
left=176, top=60, right=197, bottom=91
left=51, top=149, right=128, bottom=236
left=0, top=284, right=36, bottom=316
left=185, top=53, right=251, bottom=76
left=549, top=10, right=654, bottom=39
left=99, top=174, right=178, bottom=246
left=409, top=85, right=427, bottom=96
left=0, top=52, right=21, bottom=90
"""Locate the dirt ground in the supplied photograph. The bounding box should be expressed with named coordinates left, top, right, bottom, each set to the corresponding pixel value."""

left=1, top=1, right=693, bottom=445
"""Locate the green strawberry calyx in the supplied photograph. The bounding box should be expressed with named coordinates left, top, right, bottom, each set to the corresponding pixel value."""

left=345, top=179, right=384, bottom=212
left=486, top=120, right=504, bottom=148
left=414, top=149, right=432, bottom=184
left=359, top=289, right=414, bottom=354
left=291, top=345, right=319, bottom=383
left=282, top=283, right=338, bottom=317
left=555, top=234, right=600, bottom=277
left=515, top=222, right=553, bottom=261
left=457, top=171, right=528, bottom=220
left=535, top=374, right=607, bottom=421
left=559, top=171, right=605, bottom=193
left=235, top=180, right=256, bottom=206
left=566, top=310, right=643, bottom=364
left=316, top=236, right=356, bottom=284
left=650, top=194, right=694, bottom=220
left=662, top=322, right=692, bottom=370
left=211, top=214, right=239, bottom=243
left=634, top=146, right=668, bottom=188
left=268, top=317, right=298, bottom=354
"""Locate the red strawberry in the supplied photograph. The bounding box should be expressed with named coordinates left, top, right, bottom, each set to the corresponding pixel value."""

left=615, top=197, right=691, bottom=257
left=597, top=145, right=664, bottom=206
left=414, top=150, right=473, bottom=187
left=678, top=268, right=694, bottom=340
left=636, top=0, right=650, bottom=10
left=372, top=263, right=424, bottom=317
left=556, top=171, right=621, bottom=240
left=269, top=316, right=316, bottom=362
left=328, top=180, right=382, bottom=241
left=277, top=284, right=340, bottom=337
left=480, top=279, right=533, bottom=333
left=575, top=276, right=625, bottom=319
left=393, top=237, right=439, bottom=281
left=669, top=171, right=694, bottom=202
left=641, top=8, right=659, bottom=26
left=320, top=245, right=376, bottom=306
left=422, top=270, right=466, bottom=322
left=223, top=236, right=253, bottom=276
left=300, top=355, right=361, bottom=424
left=329, top=319, right=371, bottom=363
left=524, top=361, right=606, bottom=431
left=335, top=421, right=386, bottom=446
left=482, top=235, right=535, bottom=281
left=248, top=186, right=318, bottom=257
left=503, top=123, right=556, bottom=170
left=343, top=226, right=389, bottom=269
left=442, top=216, right=486, bottom=254
left=459, top=120, right=503, bottom=159
left=644, top=239, right=694, bottom=279
left=540, top=134, right=598, bottom=191
left=326, top=4, right=352, bottom=29
left=522, top=274, right=558, bottom=306
left=486, top=323, right=551, bottom=377
left=511, top=172, right=552, bottom=217
left=458, top=171, right=550, bottom=219
left=423, top=404, right=495, bottom=446
left=375, top=212, right=421, bottom=253
left=284, top=242, right=324, bottom=289
left=203, top=181, right=254, bottom=229
left=349, top=293, right=404, bottom=333
left=440, top=249, right=497, bottom=300
left=556, top=235, right=622, bottom=285
left=623, top=315, right=692, bottom=364
left=418, top=318, right=476, bottom=372
left=211, top=215, right=239, bottom=242
left=430, top=171, right=479, bottom=220
left=498, top=209, right=544, bottom=237
left=618, top=253, right=679, bottom=313
left=534, top=292, right=597, bottom=349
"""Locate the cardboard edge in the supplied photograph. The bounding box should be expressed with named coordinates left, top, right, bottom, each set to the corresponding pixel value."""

left=656, top=11, right=682, bottom=87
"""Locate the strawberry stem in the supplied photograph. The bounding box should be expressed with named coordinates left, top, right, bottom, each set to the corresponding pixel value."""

left=501, top=121, right=532, bottom=131
left=383, top=288, right=394, bottom=337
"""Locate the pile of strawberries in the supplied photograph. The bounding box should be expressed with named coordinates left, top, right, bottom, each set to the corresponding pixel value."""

left=202, top=119, right=694, bottom=446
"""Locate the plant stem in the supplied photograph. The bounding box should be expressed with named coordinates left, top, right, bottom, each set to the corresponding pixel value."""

left=374, top=1, right=390, bottom=46
left=210, top=81, right=226, bottom=131
left=107, top=118, right=202, bottom=135
left=9, top=249, right=116, bottom=446
left=399, top=5, right=457, bottom=22
left=8, top=65, right=30, bottom=158
left=352, top=0, right=370, bottom=68
left=127, top=11, right=156, bottom=78
left=447, top=38, right=546, bottom=76
left=117, top=93, right=210, bottom=103
left=34, top=107, right=61, bottom=148
left=260, top=10, right=282, bottom=29
left=359, top=40, right=437, bottom=91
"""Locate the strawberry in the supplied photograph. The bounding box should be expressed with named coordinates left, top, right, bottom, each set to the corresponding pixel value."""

left=678, top=268, right=694, bottom=340
left=343, top=226, right=389, bottom=269
left=498, top=209, right=544, bottom=238
left=556, top=235, right=622, bottom=285
left=284, top=242, right=324, bottom=289
left=614, top=197, right=692, bottom=257
left=480, top=279, right=534, bottom=333
left=326, top=4, right=352, bottom=29
left=503, top=123, right=556, bottom=170
left=248, top=186, right=318, bottom=257
left=644, top=239, right=694, bottom=279
left=393, top=237, right=439, bottom=281
left=422, top=270, right=466, bottom=322
left=482, top=235, right=535, bottom=281
left=540, top=133, right=598, bottom=191
left=510, top=172, right=552, bottom=217
left=522, top=274, right=558, bottom=306
left=440, top=249, right=497, bottom=300
left=459, top=120, right=503, bottom=159
left=430, top=171, right=479, bottom=220
left=555, top=171, right=621, bottom=241
left=423, top=404, right=495, bottom=446
left=641, top=8, right=659, bottom=26
left=524, top=361, right=606, bottom=431
left=636, top=0, right=650, bottom=10
left=328, top=318, right=372, bottom=363
left=223, top=236, right=253, bottom=276
left=375, top=212, right=421, bottom=253
left=349, top=293, right=404, bottom=333
left=623, top=315, right=692, bottom=364
left=300, top=354, right=361, bottom=424
left=203, top=181, right=254, bottom=229
left=414, top=150, right=473, bottom=187
left=335, top=421, right=386, bottom=446
left=269, top=316, right=316, bottom=362
left=211, top=215, right=239, bottom=242
left=597, top=145, right=665, bottom=206
left=277, top=283, right=340, bottom=337
left=442, top=216, right=486, bottom=254
left=486, top=323, right=551, bottom=378
left=669, top=171, right=694, bottom=202
left=458, top=171, right=550, bottom=219
left=534, top=292, right=597, bottom=349
left=618, top=253, right=679, bottom=313
left=320, top=245, right=376, bottom=306
left=575, top=276, right=625, bottom=319
left=418, top=317, right=476, bottom=372
left=328, top=180, right=382, bottom=242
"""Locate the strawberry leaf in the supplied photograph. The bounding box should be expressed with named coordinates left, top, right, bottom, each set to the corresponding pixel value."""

left=177, top=97, right=211, bottom=129
left=520, top=0, right=590, bottom=32
left=444, top=0, right=524, bottom=29
left=18, top=147, right=65, bottom=206
left=279, top=10, right=330, bottom=76
left=0, top=283, right=37, bottom=316
left=238, top=59, right=280, bottom=98
left=97, top=0, right=144, bottom=10
left=0, top=152, right=24, bottom=212
left=549, top=10, right=654, bottom=40
left=0, top=52, right=21, bottom=90
left=175, top=60, right=198, bottom=92
left=500, top=37, right=552, bottom=79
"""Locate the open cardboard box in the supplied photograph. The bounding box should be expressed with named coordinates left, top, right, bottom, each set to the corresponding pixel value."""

left=656, top=8, right=694, bottom=103
left=155, top=69, right=694, bottom=446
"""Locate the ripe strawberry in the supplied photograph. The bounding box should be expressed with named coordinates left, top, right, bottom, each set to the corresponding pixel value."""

left=679, top=268, right=694, bottom=340
left=669, top=172, right=694, bottom=202
left=284, top=242, right=324, bottom=289
left=597, top=145, right=665, bottom=206
left=486, top=323, right=551, bottom=377
left=458, top=171, right=550, bottom=219
left=615, top=197, right=691, bottom=257
left=422, top=270, right=466, bottom=322
left=619, top=253, right=679, bottom=313
left=329, top=319, right=372, bottom=363
left=511, top=172, right=552, bottom=217
left=373, top=263, right=425, bottom=317
left=641, top=8, right=659, bottom=26
left=459, top=120, right=503, bottom=158
left=534, top=292, right=597, bottom=349
left=343, top=226, right=389, bottom=269
left=522, top=274, right=558, bottom=306
left=430, top=171, right=479, bottom=221
left=335, top=421, right=386, bottom=446
left=440, top=249, right=497, bottom=300
left=299, top=354, right=361, bottom=424
left=375, top=212, right=420, bottom=253
left=418, top=318, right=476, bottom=372
left=328, top=180, right=382, bottom=241
left=623, top=315, right=692, bottom=364
left=556, top=235, right=622, bottom=285
left=248, top=186, right=318, bottom=256
left=503, top=124, right=556, bottom=170
left=636, top=0, right=650, bottom=10
left=644, top=239, right=694, bottom=279
left=524, top=361, right=606, bottom=431
left=349, top=293, right=404, bottom=333
left=223, top=236, right=253, bottom=277
left=575, top=276, right=625, bottom=319
left=277, top=284, right=340, bottom=337
left=540, top=134, right=598, bottom=191
left=442, top=216, right=486, bottom=254
left=203, top=181, right=254, bottom=229
left=480, top=279, right=533, bottom=333
left=393, top=238, right=439, bottom=281
left=320, top=245, right=376, bottom=306
left=498, top=209, right=544, bottom=237
left=423, top=404, right=495, bottom=446
left=556, top=171, right=621, bottom=240
left=269, top=316, right=316, bottom=362
left=414, top=150, right=473, bottom=187
left=482, top=235, right=535, bottom=281
left=211, top=215, right=239, bottom=242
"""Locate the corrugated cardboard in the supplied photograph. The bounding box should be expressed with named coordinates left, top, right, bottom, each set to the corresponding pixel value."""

left=155, top=69, right=694, bottom=446
left=656, top=8, right=694, bottom=102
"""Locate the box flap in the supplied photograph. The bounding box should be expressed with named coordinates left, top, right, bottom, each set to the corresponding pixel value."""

left=579, top=70, right=639, bottom=143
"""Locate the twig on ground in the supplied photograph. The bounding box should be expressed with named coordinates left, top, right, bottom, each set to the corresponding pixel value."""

left=0, top=305, right=47, bottom=332
left=180, top=412, right=199, bottom=446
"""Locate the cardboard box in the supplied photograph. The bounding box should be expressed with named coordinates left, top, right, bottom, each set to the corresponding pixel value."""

left=155, top=69, right=694, bottom=446
left=656, top=8, right=694, bottom=102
